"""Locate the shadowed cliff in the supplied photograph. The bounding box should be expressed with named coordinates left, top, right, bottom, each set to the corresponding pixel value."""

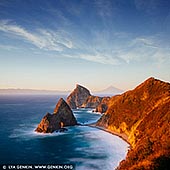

left=66, top=84, right=110, bottom=113
left=66, top=84, right=91, bottom=109
left=35, top=98, right=77, bottom=133
left=81, top=95, right=110, bottom=112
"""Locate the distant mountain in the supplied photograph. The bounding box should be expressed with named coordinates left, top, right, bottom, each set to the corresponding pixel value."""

left=93, top=85, right=123, bottom=95
left=0, top=89, right=70, bottom=95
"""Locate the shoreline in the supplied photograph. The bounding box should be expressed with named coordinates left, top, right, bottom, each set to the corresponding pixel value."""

left=87, top=123, right=131, bottom=146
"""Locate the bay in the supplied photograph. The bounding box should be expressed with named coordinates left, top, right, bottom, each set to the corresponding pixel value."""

left=0, top=95, right=128, bottom=170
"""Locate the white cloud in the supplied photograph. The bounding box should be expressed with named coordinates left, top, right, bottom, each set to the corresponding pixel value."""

left=131, top=37, right=159, bottom=49
left=37, top=29, right=73, bottom=50
left=0, top=44, right=19, bottom=50
left=152, top=49, right=170, bottom=66
left=0, top=20, right=169, bottom=67
left=63, top=49, right=124, bottom=65
left=0, top=20, right=73, bottom=51
left=62, top=30, right=170, bottom=66
left=0, top=20, right=45, bottom=48
left=79, top=53, right=121, bottom=65
left=117, top=36, right=170, bottom=64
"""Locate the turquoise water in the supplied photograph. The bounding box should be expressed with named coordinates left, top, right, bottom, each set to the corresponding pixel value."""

left=0, top=95, right=128, bottom=170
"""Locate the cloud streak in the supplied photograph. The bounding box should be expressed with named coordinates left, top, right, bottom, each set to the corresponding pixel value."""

left=117, top=36, right=170, bottom=64
left=63, top=51, right=124, bottom=65
left=0, top=44, right=19, bottom=50
left=48, top=30, right=170, bottom=66
left=0, top=20, right=169, bottom=67
left=0, top=20, right=73, bottom=51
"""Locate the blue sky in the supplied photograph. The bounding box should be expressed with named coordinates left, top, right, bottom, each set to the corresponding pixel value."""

left=0, top=0, right=170, bottom=91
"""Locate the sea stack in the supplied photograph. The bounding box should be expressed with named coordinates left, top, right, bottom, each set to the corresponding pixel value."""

left=66, top=84, right=91, bottom=109
left=35, top=98, right=77, bottom=133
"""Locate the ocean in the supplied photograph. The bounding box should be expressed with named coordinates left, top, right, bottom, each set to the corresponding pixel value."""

left=0, top=95, right=128, bottom=170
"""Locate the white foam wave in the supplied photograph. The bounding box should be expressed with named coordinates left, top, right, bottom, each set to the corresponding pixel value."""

left=69, top=126, right=129, bottom=170
left=8, top=123, right=67, bottom=140
left=8, top=121, right=129, bottom=169
left=86, top=109, right=103, bottom=115
left=86, top=110, right=93, bottom=113
left=73, top=110, right=82, bottom=113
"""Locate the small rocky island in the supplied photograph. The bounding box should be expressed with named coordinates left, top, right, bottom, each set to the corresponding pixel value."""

left=35, top=98, right=77, bottom=133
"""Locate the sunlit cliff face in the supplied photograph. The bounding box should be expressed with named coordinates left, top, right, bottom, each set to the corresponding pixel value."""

left=97, top=77, right=170, bottom=169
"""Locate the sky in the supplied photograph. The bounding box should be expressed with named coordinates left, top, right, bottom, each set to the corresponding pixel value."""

left=0, top=0, right=170, bottom=91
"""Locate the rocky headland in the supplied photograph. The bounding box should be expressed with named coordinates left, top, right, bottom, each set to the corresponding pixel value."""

left=81, top=95, right=110, bottom=110
left=94, top=96, right=111, bottom=113
left=80, top=95, right=103, bottom=108
left=66, top=84, right=91, bottom=109
left=35, top=98, right=77, bottom=133
left=66, top=84, right=110, bottom=113
left=96, top=77, right=170, bottom=169
left=66, top=84, right=111, bottom=113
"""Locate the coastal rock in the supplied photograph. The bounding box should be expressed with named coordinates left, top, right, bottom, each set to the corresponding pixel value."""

left=56, top=127, right=68, bottom=133
left=81, top=96, right=103, bottom=108
left=35, top=98, right=77, bottom=133
left=81, top=95, right=110, bottom=113
left=66, top=84, right=91, bottom=109
left=96, top=77, right=170, bottom=169
left=66, top=84, right=110, bottom=113
left=94, top=97, right=111, bottom=113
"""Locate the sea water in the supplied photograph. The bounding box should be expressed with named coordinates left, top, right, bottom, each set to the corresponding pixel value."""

left=0, top=95, right=128, bottom=170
